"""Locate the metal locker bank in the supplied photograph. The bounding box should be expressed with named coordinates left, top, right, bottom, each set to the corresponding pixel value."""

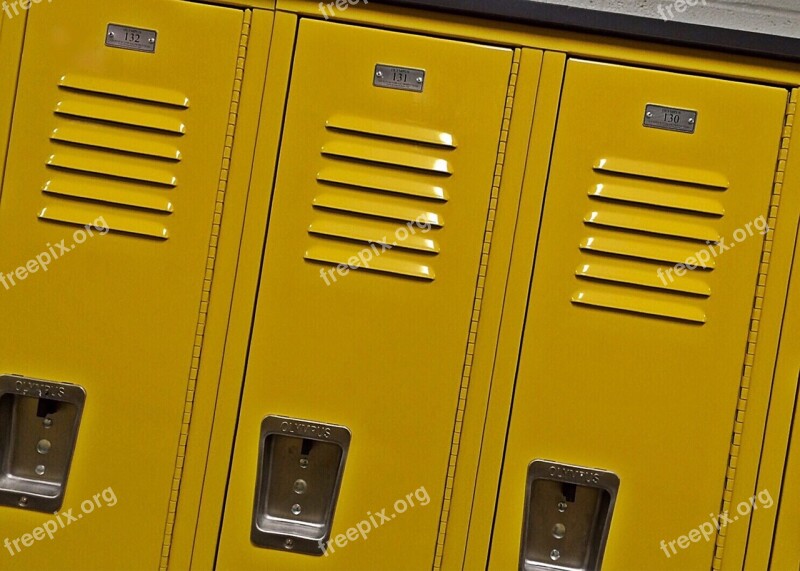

left=0, top=0, right=798, bottom=570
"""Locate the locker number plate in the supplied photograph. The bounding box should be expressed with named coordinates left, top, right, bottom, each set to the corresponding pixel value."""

left=374, top=65, right=425, bottom=93
left=106, top=24, right=157, bottom=53
left=644, top=104, right=697, bottom=134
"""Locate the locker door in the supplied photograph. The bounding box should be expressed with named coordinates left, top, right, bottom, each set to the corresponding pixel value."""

left=0, top=0, right=245, bottom=568
left=217, top=20, right=512, bottom=570
left=490, top=60, right=788, bottom=570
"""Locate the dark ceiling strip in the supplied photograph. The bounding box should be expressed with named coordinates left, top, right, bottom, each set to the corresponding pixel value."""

left=370, top=0, right=800, bottom=63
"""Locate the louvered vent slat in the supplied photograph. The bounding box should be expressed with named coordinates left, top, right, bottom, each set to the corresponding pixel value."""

left=576, top=262, right=711, bottom=296
left=579, top=235, right=716, bottom=268
left=58, top=74, right=190, bottom=108
left=593, top=157, right=729, bottom=189
left=47, top=152, right=177, bottom=187
left=584, top=210, right=721, bottom=243
left=572, top=290, right=707, bottom=324
left=51, top=125, right=182, bottom=161
left=38, top=205, right=168, bottom=240
left=317, top=168, right=448, bottom=202
left=589, top=183, right=725, bottom=216
left=326, top=115, right=456, bottom=148
left=54, top=100, right=186, bottom=134
left=321, top=141, right=453, bottom=175
left=305, top=244, right=435, bottom=281
left=313, top=193, right=443, bottom=227
left=308, top=219, right=440, bottom=254
left=42, top=180, right=174, bottom=214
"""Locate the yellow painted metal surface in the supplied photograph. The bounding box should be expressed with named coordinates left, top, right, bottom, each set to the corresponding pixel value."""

left=166, top=9, right=274, bottom=571
left=0, top=0, right=796, bottom=567
left=744, top=91, right=800, bottom=571
left=0, top=0, right=245, bottom=568
left=189, top=0, right=275, bottom=8
left=764, top=227, right=800, bottom=569
left=488, top=60, right=788, bottom=570
left=462, top=51, right=567, bottom=571
left=710, top=90, right=797, bottom=571
left=770, top=369, right=800, bottom=569
left=0, top=8, right=25, bottom=202
left=191, top=10, right=295, bottom=570
left=216, top=19, right=512, bottom=570
left=433, top=47, right=544, bottom=571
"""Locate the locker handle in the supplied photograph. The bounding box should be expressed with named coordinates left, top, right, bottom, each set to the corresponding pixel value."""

left=0, top=375, right=86, bottom=513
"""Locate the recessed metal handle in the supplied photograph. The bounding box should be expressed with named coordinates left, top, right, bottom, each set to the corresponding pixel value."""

left=251, top=415, right=350, bottom=555
left=0, top=375, right=86, bottom=513
left=520, top=460, right=620, bottom=571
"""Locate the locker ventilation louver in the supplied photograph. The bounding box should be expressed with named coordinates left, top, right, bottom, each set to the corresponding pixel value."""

left=572, top=157, right=729, bottom=323
left=39, top=74, right=189, bottom=240
left=304, top=115, right=452, bottom=281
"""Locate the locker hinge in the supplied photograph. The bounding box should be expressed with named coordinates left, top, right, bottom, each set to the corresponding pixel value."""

left=712, top=87, right=797, bottom=570
left=158, top=10, right=253, bottom=571
left=432, top=48, right=522, bottom=570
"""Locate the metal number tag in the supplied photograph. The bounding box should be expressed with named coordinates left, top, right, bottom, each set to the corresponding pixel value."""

left=374, top=64, right=425, bottom=93
left=106, top=24, right=157, bottom=53
left=644, top=104, right=697, bottom=134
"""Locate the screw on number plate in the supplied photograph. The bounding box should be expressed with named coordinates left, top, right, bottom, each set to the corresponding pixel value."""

left=375, top=71, right=383, bottom=78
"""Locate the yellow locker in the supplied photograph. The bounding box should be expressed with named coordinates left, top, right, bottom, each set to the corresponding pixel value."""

left=489, top=60, right=789, bottom=570
left=0, top=0, right=247, bottom=567
left=217, top=19, right=512, bottom=569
